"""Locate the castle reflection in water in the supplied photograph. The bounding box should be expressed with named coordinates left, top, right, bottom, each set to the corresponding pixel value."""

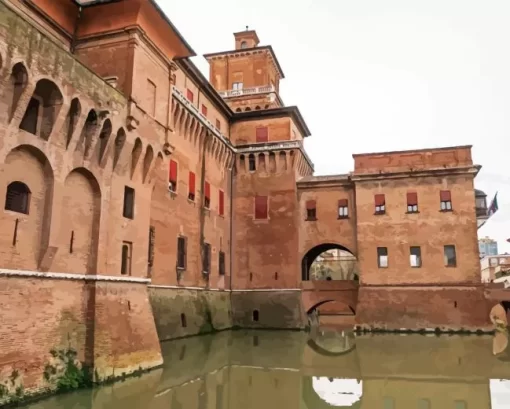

left=24, top=330, right=510, bottom=409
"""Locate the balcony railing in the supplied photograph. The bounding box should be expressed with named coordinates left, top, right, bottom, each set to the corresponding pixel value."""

left=218, top=85, right=275, bottom=98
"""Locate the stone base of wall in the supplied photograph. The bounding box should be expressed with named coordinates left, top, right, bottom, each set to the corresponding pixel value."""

left=148, top=287, right=232, bottom=341
left=0, top=273, right=162, bottom=405
left=355, top=285, right=494, bottom=332
left=231, top=291, right=305, bottom=329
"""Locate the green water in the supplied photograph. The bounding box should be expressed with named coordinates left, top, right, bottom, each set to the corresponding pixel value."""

left=22, top=329, right=510, bottom=408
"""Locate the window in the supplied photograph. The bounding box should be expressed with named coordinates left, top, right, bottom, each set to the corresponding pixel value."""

left=440, top=190, right=452, bottom=211
left=219, top=190, right=225, bottom=216
left=123, top=186, right=135, bottom=219
left=204, top=181, right=211, bottom=209
left=444, top=245, right=457, bottom=267
left=148, top=226, right=155, bottom=269
left=19, top=97, right=40, bottom=135
left=256, top=127, right=268, bottom=143
left=306, top=200, right=317, bottom=221
left=188, top=171, right=196, bottom=201
left=181, top=313, right=187, bottom=328
left=219, top=251, right=226, bottom=275
left=377, top=247, right=388, bottom=268
left=177, top=236, right=187, bottom=269
left=147, top=79, right=156, bottom=116
left=203, top=242, right=211, bottom=274
left=233, top=82, right=243, bottom=90
left=5, top=181, right=30, bottom=214
left=255, top=196, right=268, bottom=219
left=201, top=104, right=207, bottom=116
left=169, top=160, right=178, bottom=192
left=240, top=41, right=248, bottom=49
left=248, top=154, right=256, bottom=171
left=407, top=192, right=418, bottom=213
left=410, top=246, right=422, bottom=267
left=338, top=199, right=348, bottom=219
left=490, top=257, right=498, bottom=266
left=252, top=310, right=259, bottom=322
left=215, top=119, right=221, bottom=130
left=186, top=89, right=194, bottom=102
left=375, top=194, right=385, bottom=214
left=121, top=242, right=132, bottom=275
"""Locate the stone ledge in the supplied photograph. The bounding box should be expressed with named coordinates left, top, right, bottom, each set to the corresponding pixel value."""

left=0, top=269, right=151, bottom=284
left=148, top=285, right=301, bottom=292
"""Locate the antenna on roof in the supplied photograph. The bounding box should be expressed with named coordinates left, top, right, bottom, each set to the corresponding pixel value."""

left=246, top=25, right=249, bottom=31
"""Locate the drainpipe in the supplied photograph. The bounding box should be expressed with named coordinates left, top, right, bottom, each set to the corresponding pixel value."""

left=229, top=156, right=234, bottom=291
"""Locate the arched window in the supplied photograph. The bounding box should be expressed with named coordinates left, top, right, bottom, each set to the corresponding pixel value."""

left=5, top=181, right=31, bottom=214
left=240, top=41, right=248, bottom=49
left=235, top=108, right=242, bottom=113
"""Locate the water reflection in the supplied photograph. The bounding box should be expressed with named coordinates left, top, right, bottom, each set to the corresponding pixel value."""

left=24, top=329, right=510, bottom=409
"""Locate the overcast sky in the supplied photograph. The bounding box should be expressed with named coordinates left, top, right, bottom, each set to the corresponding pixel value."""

left=158, top=0, right=510, bottom=252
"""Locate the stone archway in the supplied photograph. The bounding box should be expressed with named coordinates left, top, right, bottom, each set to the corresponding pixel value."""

left=302, top=243, right=358, bottom=282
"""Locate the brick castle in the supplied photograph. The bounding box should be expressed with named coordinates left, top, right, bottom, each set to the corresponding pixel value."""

left=0, top=0, right=499, bottom=402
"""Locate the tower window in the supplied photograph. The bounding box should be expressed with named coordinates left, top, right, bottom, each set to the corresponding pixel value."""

left=121, top=242, right=132, bottom=275
left=169, top=160, right=178, bottom=192
left=233, top=82, right=243, bottom=90
left=5, top=181, right=30, bottom=214
left=377, top=247, right=388, bottom=268
left=123, top=186, right=135, bottom=219
left=306, top=200, right=317, bottom=221
left=444, top=245, right=457, bottom=267
left=219, top=251, right=226, bottom=275
left=254, top=196, right=268, bottom=219
left=188, top=171, right=196, bottom=201
left=256, top=127, right=268, bottom=143
left=407, top=192, right=418, bottom=213
left=201, top=104, right=208, bottom=116
left=240, top=41, right=248, bottom=49
left=203, top=242, right=211, bottom=274
left=375, top=194, right=385, bottom=214
left=177, top=236, right=187, bottom=270
left=410, top=246, right=422, bottom=267
left=219, top=189, right=225, bottom=216
left=440, top=190, right=452, bottom=211
left=204, top=181, right=211, bottom=209
left=248, top=154, right=256, bottom=171
left=186, top=89, right=194, bottom=102
left=338, top=199, right=348, bottom=219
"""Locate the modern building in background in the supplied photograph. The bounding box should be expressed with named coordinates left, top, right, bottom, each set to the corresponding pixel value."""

left=479, top=236, right=499, bottom=258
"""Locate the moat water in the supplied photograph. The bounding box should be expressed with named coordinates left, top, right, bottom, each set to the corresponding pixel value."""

left=23, top=328, right=510, bottom=409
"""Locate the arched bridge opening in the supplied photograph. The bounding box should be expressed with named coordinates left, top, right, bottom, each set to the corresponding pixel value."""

left=302, top=243, right=358, bottom=282
left=302, top=243, right=359, bottom=322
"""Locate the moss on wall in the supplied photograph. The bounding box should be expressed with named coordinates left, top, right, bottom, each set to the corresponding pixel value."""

left=149, top=288, right=233, bottom=341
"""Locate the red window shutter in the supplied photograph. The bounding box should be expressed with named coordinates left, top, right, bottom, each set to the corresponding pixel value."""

left=255, top=196, right=268, bottom=219
left=169, top=160, right=178, bottom=183
left=306, top=200, right=316, bottom=210
left=256, top=127, right=268, bottom=143
left=219, top=190, right=224, bottom=216
left=407, top=192, right=418, bottom=206
left=338, top=199, right=348, bottom=207
left=374, top=194, right=385, bottom=206
left=440, top=190, right=451, bottom=201
left=189, top=172, right=196, bottom=194
left=204, top=181, right=211, bottom=200
left=215, top=119, right=221, bottom=130
left=201, top=104, right=207, bottom=116
left=186, top=89, right=194, bottom=102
